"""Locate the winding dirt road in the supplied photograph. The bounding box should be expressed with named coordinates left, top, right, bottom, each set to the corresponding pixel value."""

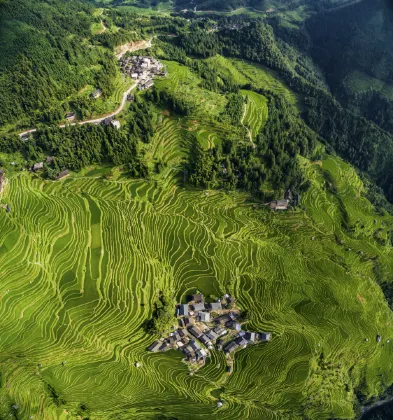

left=18, top=39, right=153, bottom=138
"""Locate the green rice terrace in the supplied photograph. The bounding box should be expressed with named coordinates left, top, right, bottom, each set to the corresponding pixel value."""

left=2, top=116, right=393, bottom=419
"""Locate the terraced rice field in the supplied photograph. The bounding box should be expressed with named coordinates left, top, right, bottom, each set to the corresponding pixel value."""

left=154, top=61, right=227, bottom=118
left=240, top=90, right=269, bottom=140
left=346, top=70, right=393, bottom=100
left=1, top=148, right=393, bottom=419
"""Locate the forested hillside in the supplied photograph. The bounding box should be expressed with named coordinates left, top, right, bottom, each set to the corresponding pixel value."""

left=0, top=0, right=122, bottom=131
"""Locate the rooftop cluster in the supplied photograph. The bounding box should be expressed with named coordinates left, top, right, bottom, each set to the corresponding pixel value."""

left=148, top=293, right=271, bottom=368
left=120, top=56, right=166, bottom=91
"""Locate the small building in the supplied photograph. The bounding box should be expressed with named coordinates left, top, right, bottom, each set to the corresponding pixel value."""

left=199, top=312, right=210, bottom=323
left=190, top=340, right=201, bottom=351
left=377, top=334, right=381, bottom=343
left=224, top=341, right=239, bottom=354
left=214, top=314, right=231, bottom=325
left=189, top=326, right=203, bottom=338
left=245, top=332, right=256, bottom=343
left=91, top=88, right=102, bottom=99
left=127, top=94, right=135, bottom=102
left=199, top=335, right=211, bottom=346
left=235, top=337, right=248, bottom=348
left=144, top=79, right=154, bottom=89
left=269, top=200, right=289, bottom=211
left=159, top=343, right=171, bottom=352
left=103, top=117, right=113, bottom=126
left=192, top=293, right=204, bottom=303
left=56, top=170, right=70, bottom=180
left=179, top=304, right=188, bottom=316
left=110, top=120, right=121, bottom=129
left=183, top=316, right=195, bottom=326
left=209, top=302, right=222, bottom=311
left=32, top=162, right=44, bottom=172
left=193, top=303, right=205, bottom=312
left=65, top=112, right=75, bottom=122
left=148, top=341, right=162, bottom=352
left=226, top=321, right=241, bottom=331
left=46, top=156, right=54, bottom=164
left=131, top=73, right=138, bottom=79
left=206, top=330, right=219, bottom=341
left=213, top=327, right=227, bottom=337
left=178, top=328, right=188, bottom=337
left=260, top=332, right=272, bottom=342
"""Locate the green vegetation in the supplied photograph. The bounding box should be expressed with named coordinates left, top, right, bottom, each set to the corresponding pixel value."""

left=2, top=0, right=393, bottom=418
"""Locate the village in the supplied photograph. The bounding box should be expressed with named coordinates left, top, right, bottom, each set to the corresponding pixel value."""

left=148, top=293, right=272, bottom=371
left=119, top=55, right=166, bottom=91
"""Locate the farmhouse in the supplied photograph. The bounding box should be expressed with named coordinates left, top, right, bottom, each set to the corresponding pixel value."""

left=260, top=332, right=272, bottom=342
left=32, top=162, right=44, bottom=172
left=246, top=332, right=256, bottom=342
left=110, top=120, right=121, bottom=129
left=65, top=112, right=75, bottom=122
left=56, top=170, right=70, bottom=180
left=199, top=311, right=210, bottom=323
left=209, top=302, right=222, bottom=311
left=179, top=304, right=188, bottom=316
left=224, top=341, right=239, bottom=354
left=192, top=293, right=204, bottom=303
left=269, top=199, right=289, bottom=211
left=148, top=341, right=162, bottom=352
left=91, top=88, right=102, bottom=99
left=192, top=303, right=205, bottom=312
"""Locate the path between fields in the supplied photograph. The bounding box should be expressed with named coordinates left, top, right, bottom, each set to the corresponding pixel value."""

left=241, top=103, right=255, bottom=148
left=18, top=39, right=153, bottom=138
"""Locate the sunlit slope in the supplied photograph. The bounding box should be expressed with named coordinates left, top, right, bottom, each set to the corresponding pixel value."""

left=1, top=146, right=393, bottom=419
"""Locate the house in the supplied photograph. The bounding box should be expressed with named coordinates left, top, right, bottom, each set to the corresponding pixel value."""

left=183, top=316, right=194, bottom=326
left=91, top=88, right=102, bottom=99
left=46, top=156, right=54, bottom=164
left=199, top=335, right=211, bottom=346
left=199, top=312, right=210, bottom=323
left=213, top=327, right=227, bottom=337
left=103, top=117, right=113, bottom=126
left=226, top=321, right=241, bottom=331
left=192, top=303, right=205, bottom=312
left=131, top=73, right=138, bottom=79
left=178, top=328, right=188, bottom=337
left=269, top=199, right=289, bottom=211
left=217, top=339, right=224, bottom=351
left=192, top=293, right=204, bottom=303
left=224, top=341, right=239, bottom=354
left=144, top=79, right=154, bottom=89
left=209, top=302, right=222, bottom=311
left=32, top=162, right=44, bottom=172
left=127, top=94, right=135, bottom=102
left=235, top=337, right=248, bottom=348
left=196, top=348, right=208, bottom=360
left=179, top=304, right=188, bottom=316
left=260, top=332, right=272, bottom=342
left=284, top=188, right=292, bottom=201
left=65, top=112, right=75, bottom=122
left=206, top=330, right=219, bottom=341
left=188, top=326, right=203, bottom=338
left=377, top=334, right=382, bottom=343
left=190, top=340, right=201, bottom=351
left=148, top=341, right=162, bottom=352
left=214, top=314, right=231, bottom=325
left=159, top=343, right=171, bottom=352
left=245, top=332, right=256, bottom=343
left=56, top=170, right=70, bottom=180
left=110, top=120, right=121, bottom=129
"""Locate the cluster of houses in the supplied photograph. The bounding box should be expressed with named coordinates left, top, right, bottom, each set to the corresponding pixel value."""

left=31, top=158, right=70, bottom=180
left=119, top=56, right=166, bottom=91
left=268, top=188, right=301, bottom=211
left=148, top=293, right=272, bottom=368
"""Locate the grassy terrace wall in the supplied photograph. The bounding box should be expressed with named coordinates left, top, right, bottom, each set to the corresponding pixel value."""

left=1, top=136, right=393, bottom=418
